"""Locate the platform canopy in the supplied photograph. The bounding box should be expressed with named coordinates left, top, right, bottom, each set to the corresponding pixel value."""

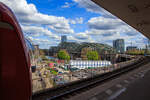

left=92, top=0, right=150, bottom=39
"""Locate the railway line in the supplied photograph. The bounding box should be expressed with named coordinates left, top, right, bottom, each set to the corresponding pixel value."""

left=32, top=56, right=149, bottom=100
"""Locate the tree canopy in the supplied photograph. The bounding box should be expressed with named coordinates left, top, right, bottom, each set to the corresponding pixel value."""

left=57, top=50, right=70, bottom=60
left=86, top=51, right=99, bottom=60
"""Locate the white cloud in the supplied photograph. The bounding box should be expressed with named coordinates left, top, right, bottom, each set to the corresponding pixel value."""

left=22, top=25, right=51, bottom=36
left=76, top=17, right=83, bottom=24
left=69, top=20, right=76, bottom=24
left=67, top=36, right=78, bottom=42
left=61, top=2, right=70, bottom=8
left=21, top=25, right=60, bottom=41
left=49, top=22, right=74, bottom=34
left=76, top=17, right=84, bottom=24
left=30, top=37, right=59, bottom=48
left=1, top=0, right=74, bottom=34
left=69, top=17, right=84, bottom=24
left=88, top=16, right=124, bottom=30
left=87, top=16, right=139, bottom=37
left=75, top=32, right=90, bottom=40
left=61, top=2, right=76, bottom=9
left=34, top=38, right=50, bottom=43
left=73, top=0, right=116, bottom=18
left=68, top=32, right=95, bottom=43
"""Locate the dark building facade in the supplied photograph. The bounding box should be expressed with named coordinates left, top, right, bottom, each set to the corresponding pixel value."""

left=113, top=39, right=125, bottom=53
left=126, top=46, right=137, bottom=51
left=61, top=35, right=67, bottom=43
left=49, top=46, right=59, bottom=56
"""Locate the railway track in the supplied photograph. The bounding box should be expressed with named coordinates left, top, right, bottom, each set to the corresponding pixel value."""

left=32, top=57, right=149, bottom=100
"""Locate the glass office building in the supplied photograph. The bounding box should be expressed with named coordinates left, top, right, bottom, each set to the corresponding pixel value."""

left=113, top=39, right=125, bottom=53
left=61, top=35, right=67, bottom=43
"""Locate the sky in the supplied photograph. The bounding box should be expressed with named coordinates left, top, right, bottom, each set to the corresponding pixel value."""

left=1, top=0, right=149, bottom=49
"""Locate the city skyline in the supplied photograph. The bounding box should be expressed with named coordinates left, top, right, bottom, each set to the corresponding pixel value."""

left=51, top=35, right=149, bottom=51
left=1, top=0, right=149, bottom=49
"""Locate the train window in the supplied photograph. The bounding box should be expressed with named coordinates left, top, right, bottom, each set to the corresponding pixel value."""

left=25, top=38, right=37, bottom=72
left=0, top=21, right=14, bottom=30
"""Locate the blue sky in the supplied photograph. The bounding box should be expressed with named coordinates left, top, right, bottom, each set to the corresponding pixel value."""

left=26, top=0, right=99, bottom=33
left=1, top=0, right=148, bottom=49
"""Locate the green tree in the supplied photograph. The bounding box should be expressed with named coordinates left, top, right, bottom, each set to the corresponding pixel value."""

left=86, top=51, right=99, bottom=60
left=58, top=50, right=70, bottom=60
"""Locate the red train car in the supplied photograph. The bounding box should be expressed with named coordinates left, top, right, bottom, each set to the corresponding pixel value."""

left=0, top=2, right=32, bottom=100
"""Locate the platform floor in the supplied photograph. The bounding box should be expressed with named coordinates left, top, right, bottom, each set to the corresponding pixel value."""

left=114, top=67, right=150, bottom=100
